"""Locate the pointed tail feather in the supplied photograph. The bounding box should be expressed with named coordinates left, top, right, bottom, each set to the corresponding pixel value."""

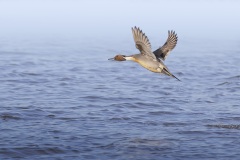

left=162, top=68, right=181, bottom=81
left=171, top=74, right=181, bottom=81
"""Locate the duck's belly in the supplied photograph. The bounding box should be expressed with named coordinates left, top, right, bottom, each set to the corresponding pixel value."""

left=136, top=59, right=162, bottom=73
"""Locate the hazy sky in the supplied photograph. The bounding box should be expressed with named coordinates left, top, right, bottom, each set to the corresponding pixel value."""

left=0, top=0, right=239, bottom=41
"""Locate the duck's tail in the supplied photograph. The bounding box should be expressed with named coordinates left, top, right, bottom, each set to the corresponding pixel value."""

left=171, top=74, right=181, bottom=81
left=162, top=68, right=181, bottom=81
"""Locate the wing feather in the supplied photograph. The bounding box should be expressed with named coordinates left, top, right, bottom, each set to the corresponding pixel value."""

left=153, top=30, right=178, bottom=60
left=132, top=26, right=156, bottom=60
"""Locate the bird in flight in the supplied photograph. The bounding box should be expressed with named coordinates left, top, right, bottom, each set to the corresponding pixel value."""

left=109, top=26, right=180, bottom=81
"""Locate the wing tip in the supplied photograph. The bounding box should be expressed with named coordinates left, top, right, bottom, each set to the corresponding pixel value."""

left=167, top=30, right=178, bottom=43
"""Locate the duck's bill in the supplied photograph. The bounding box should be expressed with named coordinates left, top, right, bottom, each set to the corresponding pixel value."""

left=108, top=57, right=115, bottom=60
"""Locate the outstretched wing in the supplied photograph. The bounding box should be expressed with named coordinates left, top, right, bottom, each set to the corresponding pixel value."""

left=153, top=30, right=178, bottom=60
left=132, top=26, right=156, bottom=60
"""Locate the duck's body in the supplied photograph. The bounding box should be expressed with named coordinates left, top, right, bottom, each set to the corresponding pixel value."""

left=125, top=53, right=180, bottom=81
left=125, top=54, right=162, bottom=73
left=109, top=26, right=180, bottom=81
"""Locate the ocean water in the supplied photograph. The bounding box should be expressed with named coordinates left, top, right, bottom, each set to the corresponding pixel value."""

left=1, top=1, right=240, bottom=160
left=1, top=36, right=240, bottom=160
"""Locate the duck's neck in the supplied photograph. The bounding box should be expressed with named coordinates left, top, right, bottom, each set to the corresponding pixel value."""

left=124, top=56, right=135, bottom=61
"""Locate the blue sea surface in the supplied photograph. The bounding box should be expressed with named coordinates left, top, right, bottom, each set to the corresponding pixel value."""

left=0, top=0, right=240, bottom=159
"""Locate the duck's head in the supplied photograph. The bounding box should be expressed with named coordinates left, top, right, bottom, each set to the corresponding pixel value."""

left=108, top=55, right=126, bottom=61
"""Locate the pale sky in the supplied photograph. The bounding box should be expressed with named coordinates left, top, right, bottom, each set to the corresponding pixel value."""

left=0, top=0, right=239, bottom=41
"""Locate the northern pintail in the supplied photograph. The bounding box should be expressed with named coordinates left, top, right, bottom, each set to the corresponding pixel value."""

left=109, top=26, right=180, bottom=81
